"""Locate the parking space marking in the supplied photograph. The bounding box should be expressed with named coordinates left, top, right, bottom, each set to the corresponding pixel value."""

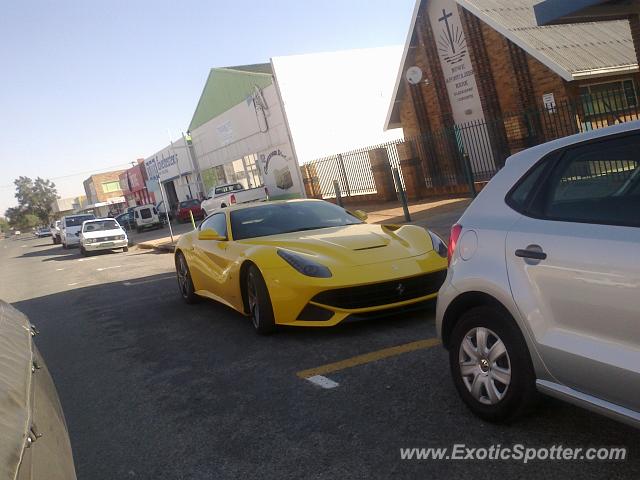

left=305, top=375, right=340, bottom=389
left=123, top=275, right=174, bottom=286
left=56, top=268, right=65, bottom=271
left=296, top=338, right=441, bottom=379
left=77, top=257, right=97, bottom=262
left=96, top=265, right=121, bottom=271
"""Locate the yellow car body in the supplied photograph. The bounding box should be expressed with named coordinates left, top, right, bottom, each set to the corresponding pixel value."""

left=175, top=199, right=447, bottom=327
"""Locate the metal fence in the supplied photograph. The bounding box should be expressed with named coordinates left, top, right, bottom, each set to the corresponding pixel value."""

left=302, top=87, right=640, bottom=200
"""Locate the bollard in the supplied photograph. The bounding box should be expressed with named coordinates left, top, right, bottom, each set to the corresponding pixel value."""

left=392, top=167, right=411, bottom=222
left=462, top=153, right=477, bottom=198
left=333, top=180, right=343, bottom=208
left=189, top=210, right=196, bottom=230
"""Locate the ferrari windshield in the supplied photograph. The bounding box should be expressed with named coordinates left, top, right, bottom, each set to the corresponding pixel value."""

left=230, top=201, right=362, bottom=240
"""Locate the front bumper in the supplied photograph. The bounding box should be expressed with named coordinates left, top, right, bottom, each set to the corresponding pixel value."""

left=263, top=251, right=448, bottom=327
left=83, top=239, right=128, bottom=251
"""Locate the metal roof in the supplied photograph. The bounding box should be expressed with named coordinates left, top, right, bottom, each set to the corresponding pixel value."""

left=458, top=0, right=637, bottom=80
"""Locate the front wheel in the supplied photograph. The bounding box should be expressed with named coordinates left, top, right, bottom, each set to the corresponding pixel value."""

left=175, top=252, right=198, bottom=304
left=80, top=246, right=88, bottom=256
left=246, top=265, right=276, bottom=334
left=449, top=306, right=537, bottom=423
left=123, top=246, right=129, bottom=253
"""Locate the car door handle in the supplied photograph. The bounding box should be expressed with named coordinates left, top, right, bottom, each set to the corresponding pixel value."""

left=515, top=248, right=547, bottom=260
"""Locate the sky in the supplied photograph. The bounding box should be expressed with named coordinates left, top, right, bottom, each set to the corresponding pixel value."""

left=0, top=0, right=415, bottom=214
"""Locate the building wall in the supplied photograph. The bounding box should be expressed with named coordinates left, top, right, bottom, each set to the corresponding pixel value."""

left=190, top=82, right=305, bottom=200
left=83, top=170, right=126, bottom=204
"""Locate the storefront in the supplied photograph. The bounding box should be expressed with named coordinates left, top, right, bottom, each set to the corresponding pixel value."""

left=119, top=162, right=155, bottom=208
left=144, top=138, right=198, bottom=212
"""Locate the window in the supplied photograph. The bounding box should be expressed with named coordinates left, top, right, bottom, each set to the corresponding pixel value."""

left=200, top=213, right=227, bottom=237
left=579, top=79, right=638, bottom=118
left=140, top=208, right=152, bottom=219
left=506, top=157, right=551, bottom=213
left=102, top=181, right=122, bottom=193
left=536, top=134, right=640, bottom=227
left=65, top=215, right=95, bottom=227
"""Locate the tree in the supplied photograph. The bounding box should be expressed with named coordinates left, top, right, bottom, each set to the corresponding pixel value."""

left=10, top=176, right=58, bottom=225
left=0, top=217, right=9, bottom=233
left=4, top=207, right=39, bottom=230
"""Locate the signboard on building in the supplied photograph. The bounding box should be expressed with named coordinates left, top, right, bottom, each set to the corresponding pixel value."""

left=257, top=144, right=305, bottom=199
left=427, top=0, right=495, bottom=174
left=144, top=140, right=192, bottom=183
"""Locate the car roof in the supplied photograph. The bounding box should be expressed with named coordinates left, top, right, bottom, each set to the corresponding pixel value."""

left=506, top=120, right=640, bottom=169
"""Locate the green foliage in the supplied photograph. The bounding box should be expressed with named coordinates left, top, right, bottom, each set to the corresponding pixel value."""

left=0, top=217, right=9, bottom=233
left=4, top=176, right=58, bottom=227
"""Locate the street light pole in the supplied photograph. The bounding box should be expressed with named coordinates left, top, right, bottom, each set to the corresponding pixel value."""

left=158, top=179, right=174, bottom=244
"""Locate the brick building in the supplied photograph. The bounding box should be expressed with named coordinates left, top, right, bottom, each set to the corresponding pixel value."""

left=119, top=160, right=155, bottom=208
left=83, top=169, right=127, bottom=217
left=385, top=0, right=639, bottom=187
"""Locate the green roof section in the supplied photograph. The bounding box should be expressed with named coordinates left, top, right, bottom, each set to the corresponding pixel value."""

left=188, top=64, right=273, bottom=132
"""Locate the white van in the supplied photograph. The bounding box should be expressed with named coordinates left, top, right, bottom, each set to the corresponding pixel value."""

left=61, top=214, right=95, bottom=249
left=132, top=204, right=163, bottom=233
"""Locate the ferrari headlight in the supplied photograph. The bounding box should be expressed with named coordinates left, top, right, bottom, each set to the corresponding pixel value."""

left=428, top=231, right=448, bottom=258
left=277, top=249, right=332, bottom=278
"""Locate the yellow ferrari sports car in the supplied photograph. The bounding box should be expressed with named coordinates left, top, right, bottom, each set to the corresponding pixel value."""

left=174, top=199, right=448, bottom=333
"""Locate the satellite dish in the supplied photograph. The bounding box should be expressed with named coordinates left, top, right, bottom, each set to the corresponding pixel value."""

left=406, top=66, right=423, bottom=85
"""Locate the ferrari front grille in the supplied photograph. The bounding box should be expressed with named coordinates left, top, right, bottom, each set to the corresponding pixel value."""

left=311, top=270, right=447, bottom=309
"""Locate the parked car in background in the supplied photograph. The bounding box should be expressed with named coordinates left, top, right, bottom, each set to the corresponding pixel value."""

left=50, top=220, right=62, bottom=244
left=13, top=230, right=21, bottom=236
left=0, top=300, right=77, bottom=479
left=176, top=199, right=206, bottom=223
left=60, top=214, right=95, bottom=249
left=115, top=212, right=135, bottom=231
left=132, top=204, right=163, bottom=233
left=79, top=218, right=128, bottom=256
left=437, top=121, right=640, bottom=428
left=200, top=183, right=268, bottom=215
left=35, top=226, right=52, bottom=238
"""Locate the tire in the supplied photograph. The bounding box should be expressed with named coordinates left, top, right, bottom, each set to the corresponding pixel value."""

left=123, top=246, right=129, bottom=253
left=80, top=246, right=88, bottom=256
left=449, top=305, right=537, bottom=423
left=175, top=252, right=198, bottom=304
left=245, top=265, right=276, bottom=334
left=52, top=237, right=57, bottom=245
left=62, top=241, right=67, bottom=249
left=136, top=227, right=142, bottom=234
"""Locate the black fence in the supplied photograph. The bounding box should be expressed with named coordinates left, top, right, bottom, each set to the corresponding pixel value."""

left=302, top=87, right=640, bottom=200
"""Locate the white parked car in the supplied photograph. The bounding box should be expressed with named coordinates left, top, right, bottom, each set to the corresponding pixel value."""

left=79, top=218, right=128, bottom=256
left=200, top=183, right=268, bottom=215
left=60, top=214, right=95, bottom=249
left=436, top=121, right=640, bottom=428
left=132, top=204, right=163, bottom=233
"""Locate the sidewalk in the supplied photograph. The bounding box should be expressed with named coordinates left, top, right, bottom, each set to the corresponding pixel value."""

left=134, top=196, right=471, bottom=253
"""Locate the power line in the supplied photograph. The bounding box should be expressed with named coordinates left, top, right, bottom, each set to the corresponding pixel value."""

left=0, top=162, right=133, bottom=189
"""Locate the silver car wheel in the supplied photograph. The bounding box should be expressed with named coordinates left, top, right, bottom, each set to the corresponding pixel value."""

left=458, top=327, right=511, bottom=405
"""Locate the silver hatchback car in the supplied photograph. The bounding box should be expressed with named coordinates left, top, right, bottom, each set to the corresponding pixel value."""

left=436, top=121, right=640, bottom=427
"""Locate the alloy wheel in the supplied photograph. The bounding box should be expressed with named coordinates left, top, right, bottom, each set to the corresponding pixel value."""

left=458, top=327, right=511, bottom=405
left=247, top=272, right=260, bottom=328
left=177, top=255, right=190, bottom=298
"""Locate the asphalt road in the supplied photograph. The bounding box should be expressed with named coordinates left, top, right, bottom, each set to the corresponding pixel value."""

left=1, top=235, right=638, bottom=479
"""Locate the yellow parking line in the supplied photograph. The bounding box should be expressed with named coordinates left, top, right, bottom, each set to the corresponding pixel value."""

left=296, top=338, right=441, bottom=379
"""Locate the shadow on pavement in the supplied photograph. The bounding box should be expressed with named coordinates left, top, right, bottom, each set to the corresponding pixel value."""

left=9, top=271, right=639, bottom=480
